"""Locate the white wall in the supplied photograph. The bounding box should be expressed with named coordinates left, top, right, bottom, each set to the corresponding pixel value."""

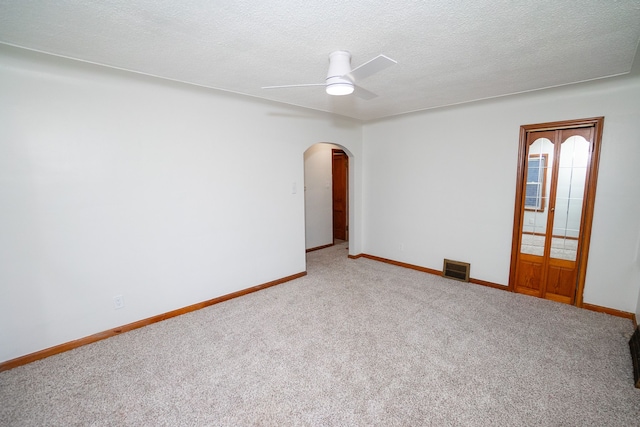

left=0, top=45, right=362, bottom=363
left=362, top=73, right=640, bottom=314
left=2, top=43, right=637, bottom=364
left=303, top=143, right=341, bottom=250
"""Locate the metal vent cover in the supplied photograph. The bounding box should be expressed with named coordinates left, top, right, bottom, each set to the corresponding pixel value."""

left=442, top=259, right=470, bottom=282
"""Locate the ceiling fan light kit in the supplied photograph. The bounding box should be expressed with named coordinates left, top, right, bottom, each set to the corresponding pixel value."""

left=326, top=82, right=354, bottom=96
left=325, top=51, right=355, bottom=96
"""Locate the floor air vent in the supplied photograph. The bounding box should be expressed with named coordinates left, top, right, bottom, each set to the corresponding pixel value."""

left=631, top=326, right=640, bottom=388
left=442, top=259, right=470, bottom=282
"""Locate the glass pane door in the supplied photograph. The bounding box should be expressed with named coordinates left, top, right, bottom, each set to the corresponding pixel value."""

left=511, top=118, right=602, bottom=307
left=520, top=137, right=553, bottom=257
left=549, top=135, right=589, bottom=261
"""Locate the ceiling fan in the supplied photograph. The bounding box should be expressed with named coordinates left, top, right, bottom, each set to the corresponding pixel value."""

left=262, top=51, right=397, bottom=100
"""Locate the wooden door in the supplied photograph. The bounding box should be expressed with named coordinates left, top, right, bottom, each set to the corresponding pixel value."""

left=332, top=150, right=348, bottom=241
left=510, top=118, right=603, bottom=306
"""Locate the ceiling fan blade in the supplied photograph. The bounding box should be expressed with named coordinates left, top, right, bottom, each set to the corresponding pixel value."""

left=353, top=85, right=378, bottom=100
left=347, top=54, right=397, bottom=82
left=262, top=83, right=325, bottom=89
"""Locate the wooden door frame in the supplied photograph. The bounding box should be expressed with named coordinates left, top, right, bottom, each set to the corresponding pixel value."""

left=508, top=117, right=604, bottom=307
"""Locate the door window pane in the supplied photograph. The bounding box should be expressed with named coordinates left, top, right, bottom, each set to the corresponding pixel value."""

left=550, top=135, right=590, bottom=261
left=521, top=138, right=553, bottom=256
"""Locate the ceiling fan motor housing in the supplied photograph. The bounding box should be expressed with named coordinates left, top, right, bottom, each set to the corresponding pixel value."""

left=326, top=51, right=354, bottom=95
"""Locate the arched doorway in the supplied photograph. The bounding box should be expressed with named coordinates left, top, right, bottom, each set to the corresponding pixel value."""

left=303, top=143, right=352, bottom=252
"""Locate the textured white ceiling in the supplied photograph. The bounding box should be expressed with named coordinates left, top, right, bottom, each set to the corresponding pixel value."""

left=1, top=0, right=639, bottom=121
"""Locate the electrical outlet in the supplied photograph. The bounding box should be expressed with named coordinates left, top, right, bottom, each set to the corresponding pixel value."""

left=113, top=295, right=124, bottom=310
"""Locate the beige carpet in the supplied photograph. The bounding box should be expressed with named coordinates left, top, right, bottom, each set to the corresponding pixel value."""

left=1, top=242, right=638, bottom=426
